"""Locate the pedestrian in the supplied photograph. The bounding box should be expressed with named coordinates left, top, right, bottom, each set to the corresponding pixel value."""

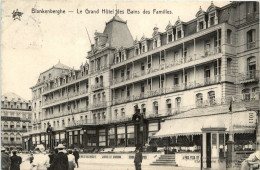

left=73, top=148, right=79, bottom=168
left=241, top=151, right=260, bottom=170
left=134, top=148, right=142, bottom=170
left=1, top=147, right=11, bottom=170
left=10, top=150, right=22, bottom=170
left=50, top=144, right=69, bottom=170
left=31, top=149, right=50, bottom=170
left=68, top=150, right=76, bottom=170
left=47, top=151, right=55, bottom=170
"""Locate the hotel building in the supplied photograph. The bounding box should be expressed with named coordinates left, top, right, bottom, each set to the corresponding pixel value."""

left=23, top=1, right=259, bottom=168
left=1, top=93, right=32, bottom=151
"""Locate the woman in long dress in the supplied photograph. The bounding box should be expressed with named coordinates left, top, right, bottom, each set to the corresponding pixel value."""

left=32, top=151, right=50, bottom=170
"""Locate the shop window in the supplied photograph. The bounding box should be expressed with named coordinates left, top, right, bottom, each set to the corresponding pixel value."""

left=108, top=127, right=115, bottom=147
left=117, top=127, right=125, bottom=146
left=247, top=29, right=256, bottom=49
left=127, top=125, right=135, bottom=146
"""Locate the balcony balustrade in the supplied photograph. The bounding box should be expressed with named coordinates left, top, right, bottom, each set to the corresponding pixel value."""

left=112, top=49, right=221, bottom=86
left=89, top=102, right=107, bottom=110
left=239, top=70, right=259, bottom=83
left=89, top=64, right=110, bottom=74
left=42, top=107, right=88, bottom=120
left=1, top=141, right=22, bottom=145
left=113, top=75, right=221, bottom=105
left=43, top=89, right=88, bottom=106
left=91, top=83, right=104, bottom=91
left=247, top=42, right=256, bottom=49
left=2, top=128, right=28, bottom=132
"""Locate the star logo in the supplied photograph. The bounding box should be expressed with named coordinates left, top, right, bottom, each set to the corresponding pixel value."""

left=12, top=9, right=23, bottom=21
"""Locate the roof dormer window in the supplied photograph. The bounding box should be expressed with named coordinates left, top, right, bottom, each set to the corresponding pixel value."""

left=174, top=17, right=185, bottom=40
left=207, top=2, right=219, bottom=27
left=196, top=7, right=206, bottom=31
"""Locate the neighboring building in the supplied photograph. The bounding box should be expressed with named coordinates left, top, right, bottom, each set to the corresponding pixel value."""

left=23, top=2, right=259, bottom=166
left=1, top=92, right=32, bottom=151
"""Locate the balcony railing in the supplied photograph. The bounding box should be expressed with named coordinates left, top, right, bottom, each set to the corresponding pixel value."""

left=1, top=141, right=22, bottom=145
left=89, top=102, right=107, bottom=110
left=113, top=75, right=221, bottom=105
left=42, top=107, right=89, bottom=120
left=43, top=89, right=88, bottom=106
left=239, top=70, right=259, bottom=83
left=2, top=128, right=28, bottom=132
left=247, top=42, right=256, bottom=49
left=89, top=64, right=110, bottom=74
left=91, top=83, right=104, bottom=91
left=112, top=50, right=221, bottom=85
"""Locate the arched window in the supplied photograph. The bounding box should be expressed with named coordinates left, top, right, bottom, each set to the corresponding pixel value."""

left=153, top=101, right=158, bottom=115
left=227, top=29, right=232, bottom=44
left=166, top=99, right=172, bottom=114
left=247, top=29, right=256, bottom=49
left=16, top=133, right=21, bottom=142
left=16, top=122, right=20, bottom=129
left=3, top=122, right=8, bottom=129
left=3, top=133, right=8, bottom=141
left=242, top=89, right=250, bottom=101
left=227, top=58, right=232, bottom=74
left=247, top=57, right=256, bottom=78
left=10, top=133, right=15, bottom=142
left=196, top=93, right=203, bottom=107
left=208, top=91, right=216, bottom=105
left=10, top=122, right=14, bottom=129
left=53, top=121, right=56, bottom=127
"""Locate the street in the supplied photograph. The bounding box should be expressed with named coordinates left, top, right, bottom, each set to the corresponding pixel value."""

left=18, top=154, right=200, bottom=170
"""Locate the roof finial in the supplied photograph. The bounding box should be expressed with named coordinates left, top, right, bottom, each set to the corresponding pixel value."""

left=211, top=1, right=214, bottom=5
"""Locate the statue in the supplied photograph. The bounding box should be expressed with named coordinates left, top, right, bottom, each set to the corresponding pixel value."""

left=46, top=122, right=52, bottom=133
left=132, top=105, right=142, bottom=122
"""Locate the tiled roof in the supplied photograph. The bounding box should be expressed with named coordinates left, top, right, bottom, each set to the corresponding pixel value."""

left=1, top=92, right=28, bottom=102
left=53, top=61, right=71, bottom=70
left=103, top=15, right=134, bottom=48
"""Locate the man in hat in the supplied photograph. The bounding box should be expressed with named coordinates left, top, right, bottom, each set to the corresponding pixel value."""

left=134, top=147, right=142, bottom=170
left=73, top=148, right=79, bottom=168
left=1, top=147, right=11, bottom=170
left=50, top=144, right=68, bottom=170
left=10, top=149, right=22, bottom=170
left=68, top=149, right=76, bottom=170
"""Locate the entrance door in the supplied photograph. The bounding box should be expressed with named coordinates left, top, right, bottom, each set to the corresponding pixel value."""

left=206, top=133, right=211, bottom=168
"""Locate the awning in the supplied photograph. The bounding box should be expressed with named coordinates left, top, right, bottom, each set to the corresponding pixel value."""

left=152, top=111, right=257, bottom=138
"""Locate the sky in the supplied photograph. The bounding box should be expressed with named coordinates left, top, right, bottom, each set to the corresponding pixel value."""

left=1, top=0, right=230, bottom=100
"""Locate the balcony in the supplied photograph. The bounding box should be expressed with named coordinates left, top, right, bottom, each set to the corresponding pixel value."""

left=91, top=83, right=104, bottom=91
left=239, top=70, right=259, bottom=84
left=42, top=107, right=89, bottom=120
left=1, top=141, right=22, bottom=145
left=247, top=42, right=256, bottom=49
left=112, top=75, right=221, bottom=105
left=89, top=64, right=110, bottom=75
left=111, top=50, right=221, bottom=87
left=89, top=102, right=107, bottom=111
left=43, top=89, right=88, bottom=107
left=2, top=128, right=28, bottom=132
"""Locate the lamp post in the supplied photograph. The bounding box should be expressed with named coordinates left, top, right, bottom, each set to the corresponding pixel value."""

left=132, top=105, right=144, bottom=149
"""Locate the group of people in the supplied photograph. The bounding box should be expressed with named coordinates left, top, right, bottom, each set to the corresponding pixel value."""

left=1, top=147, right=22, bottom=170
left=1, top=144, right=80, bottom=170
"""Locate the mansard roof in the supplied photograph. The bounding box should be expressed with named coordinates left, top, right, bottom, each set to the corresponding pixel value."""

left=103, top=15, right=134, bottom=48
left=1, top=92, right=28, bottom=103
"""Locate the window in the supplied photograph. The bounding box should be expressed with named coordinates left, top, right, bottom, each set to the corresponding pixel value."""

left=208, top=91, right=216, bottom=105
left=176, top=97, right=181, bottom=112
left=148, top=56, right=151, bottom=68
left=141, top=104, right=146, bottom=115
left=160, top=75, right=165, bottom=88
left=117, top=127, right=125, bottom=146
left=114, top=109, right=118, bottom=119
left=127, top=87, right=130, bottom=97
left=247, top=57, right=256, bottom=78
left=199, top=21, right=204, bottom=30
left=227, top=29, right=232, bottom=44
left=99, top=129, right=106, bottom=146
left=227, top=58, right=232, bottom=75
left=177, top=27, right=182, bottom=39
left=108, top=127, right=115, bottom=147
left=153, top=101, right=158, bottom=115
left=168, top=33, right=173, bottom=42
left=196, top=93, right=203, bottom=107
left=127, top=125, right=135, bottom=146
left=242, top=89, right=250, bottom=101
left=141, top=83, right=145, bottom=93
left=204, top=66, right=210, bottom=84
left=209, top=13, right=215, bottom=26
left=166, top=99, right=172, bottom=114
left=141, top=62, right=145, bottom=72
left=247, top=29, right=256, bottom=49
left=154, top=39, right=158, bottom=48
left=204, top=40, right=210, bottom=56
left=252, top=87, right=259, bottom=100
left=174, top=74, right=179, bottom=85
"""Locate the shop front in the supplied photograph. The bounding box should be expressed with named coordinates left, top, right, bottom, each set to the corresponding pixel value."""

left=151, top=110, right=257, bottom=169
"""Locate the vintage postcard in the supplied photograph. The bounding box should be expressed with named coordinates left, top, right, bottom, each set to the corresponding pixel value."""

left=1, top=1, right=259, bottom=169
